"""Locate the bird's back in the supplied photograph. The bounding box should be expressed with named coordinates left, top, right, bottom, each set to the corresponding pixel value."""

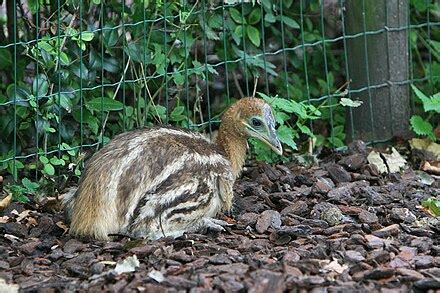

left=69, top=126, right=234, bottom=240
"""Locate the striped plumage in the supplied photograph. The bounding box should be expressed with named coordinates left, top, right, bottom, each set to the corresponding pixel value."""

left=66, top=97, right=282, bottom=240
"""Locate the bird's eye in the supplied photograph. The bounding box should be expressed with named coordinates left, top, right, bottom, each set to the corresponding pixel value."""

left=250, top=118, right=263, bottom=128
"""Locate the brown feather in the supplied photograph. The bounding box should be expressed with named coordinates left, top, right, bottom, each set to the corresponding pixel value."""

left=67, top=97, right=278, bottom=240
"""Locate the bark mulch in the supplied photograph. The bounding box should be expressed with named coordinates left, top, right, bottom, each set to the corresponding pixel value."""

left=0, top=142, right=439, bottom=292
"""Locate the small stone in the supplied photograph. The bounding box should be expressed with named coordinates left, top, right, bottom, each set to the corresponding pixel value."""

left=20, top=240, right=42, bottom=255
left=411, top=237, right=433, bottom=253
left=20, top=258, right=34, bottom=276
left=278, top=225, right=312, bottom=237
left=364, top=268, right=395, bottom=280
left=372, top=224, right=400, bottom=238
left=320, top=207, right=344, bottom=226
left=396, top=268, right=425, bottom=281
left=345, top=250, right=365, bottom=262
left=358, top=210, right=378, bottom=224
left=48, top=248, right=64, bottom=261
left=326, top=164, right=352, bottom=184
left=348, top=140, right=367, bottom=155
left=63, top=239, right=86, bottom=254
left=238, top=212, right=259, bottom=227
left=390, top=208, right=417, bottom=223
left=390, top=256, right=410, bottom=268
left=365, top=235, right=384, bottom=249
left=255, top=210, right=281, bottom=234
left=283, top=251, right=301, bottom=265
left=0, top=260, right=10, bottom=270
left=90, top=262, right=105, bottom=275
left=209, top=254, right=232, bottom=265
left=171, top=251, right=193, bottom=263
left=414, top=255, right=434, bottom=269
left=368, top=249, right=391, bottom=264
left=413, top=279, right=440, bottom=290
left=312, top=177, right=335, bottom=194
left=339, top=154, right=366, bottom=171
left=4, top=222, right=28, bottom=238
left=281, top=201, right=309, bottom=216
left=284, top=265, right=303, bottom=277
left=398, top=246, right=417, bottom=261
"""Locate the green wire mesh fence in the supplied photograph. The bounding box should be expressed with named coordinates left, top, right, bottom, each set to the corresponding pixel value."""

left=0, top=0, right=439, bottom=182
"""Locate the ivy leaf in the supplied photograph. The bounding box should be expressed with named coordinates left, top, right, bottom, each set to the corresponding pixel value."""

left=246, top=25, right=260, bottom=47
left=340, top=97, right=363, bottom=108
left=277, top=125, right=297, bottom=150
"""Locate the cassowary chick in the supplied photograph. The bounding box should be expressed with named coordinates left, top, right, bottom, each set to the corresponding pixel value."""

left=66, top=97, right=282, bottom=240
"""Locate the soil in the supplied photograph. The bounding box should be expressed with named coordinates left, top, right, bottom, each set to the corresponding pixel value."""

left=0, top=142, right=439, bottom=292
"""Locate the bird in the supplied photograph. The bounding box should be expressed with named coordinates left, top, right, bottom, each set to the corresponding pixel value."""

left=65, top=97, right=282, bottom=240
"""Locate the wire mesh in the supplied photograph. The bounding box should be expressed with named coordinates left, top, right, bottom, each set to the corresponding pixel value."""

left=0, top=0, right=438, bottom=182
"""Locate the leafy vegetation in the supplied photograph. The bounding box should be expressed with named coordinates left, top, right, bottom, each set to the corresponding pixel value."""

left=421, top=197, right=440, bottom=216
left=0, top=0, right=438, bottom=198
left=410, top=85, right=439, bottom=141
left=251, top=92, right=362, bottom=163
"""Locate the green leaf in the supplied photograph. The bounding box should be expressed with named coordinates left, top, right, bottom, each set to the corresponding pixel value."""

left=80, top=31, right=94, bottom=42
left=246, top=25, right=260, bottom=47
left=282, top=16, right=300, bottom=29
left=274, top=112, right=290, bottom=125
left=0, top=48, right=12, bottom=70
left=229, top=8, right=243, bottom=24
left=170, top=106, right=186, bottom=122
left=22, top=178, right=39, bottom=192
left=38, top=41, right=53, bottom=52
left=43, top=163, right=55, bottom=176
left=50, top=157, right=65, bottom=166
left=59, top=52, right=70, bottom=65
left=421, top=197, right=440, bottom=216
left=39, top=156, right=49, bottom=164
left=411, top=85, right=440, bottom=113
left=32, top=74, right=49, bottom=97
left=103, top=25, right=119, bottom=47
left=86, top=97, right=124, bottom=111
left=410, top=115, right=435, bottom=140
left=264, top=14, right=276, bottom=23
left=297, top=122, right=314, bottom=137
left=328, top=136, right=344, bottom=148
left=340, top=98, right=363, bottom=108
left=58, top=93, right=73, bottom=112
left=277, top=125, right=297, bottom=150
left=248, top=8, right=261, bottom=25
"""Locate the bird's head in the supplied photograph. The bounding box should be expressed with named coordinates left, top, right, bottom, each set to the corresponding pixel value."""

left=221, top=97, right=283, bottom=156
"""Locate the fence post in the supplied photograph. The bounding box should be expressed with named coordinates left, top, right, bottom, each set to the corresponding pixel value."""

left=345, top=0, right=411, bottom=143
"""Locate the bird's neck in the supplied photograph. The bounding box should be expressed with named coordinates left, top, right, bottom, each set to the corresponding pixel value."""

left=215, top=125, right=248, bottom=179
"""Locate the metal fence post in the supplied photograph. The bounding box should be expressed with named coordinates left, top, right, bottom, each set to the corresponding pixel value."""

left=345, top=0, right=411, bottom=142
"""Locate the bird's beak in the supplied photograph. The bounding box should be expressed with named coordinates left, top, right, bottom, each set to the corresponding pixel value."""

left=261, top=107, right=283, bottom=156
left=263, top=126, right=283, bottom=156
